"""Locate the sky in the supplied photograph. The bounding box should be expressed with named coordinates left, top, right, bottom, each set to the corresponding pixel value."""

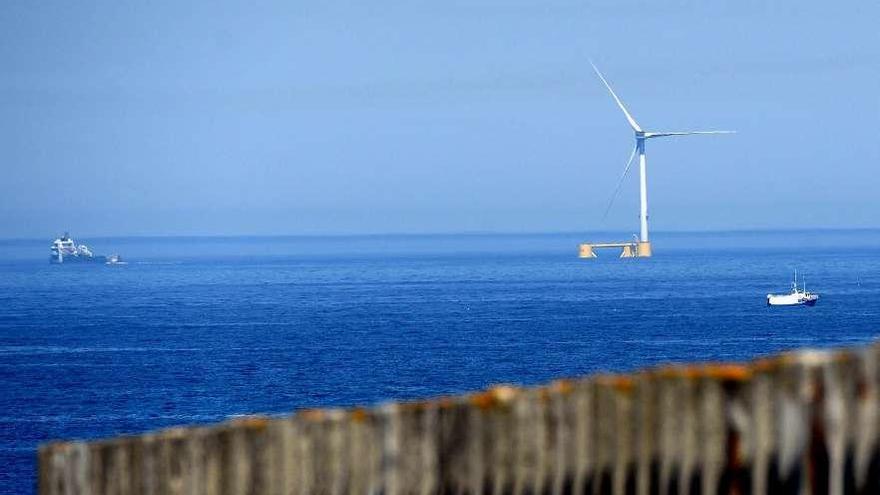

left=1, top=1, right=878, bottom=238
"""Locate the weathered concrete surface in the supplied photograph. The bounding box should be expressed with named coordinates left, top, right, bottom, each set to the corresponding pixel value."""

left=39, top=342, right=880, bottom=494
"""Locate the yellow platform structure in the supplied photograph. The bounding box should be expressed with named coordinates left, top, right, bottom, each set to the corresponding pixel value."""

left=579, top=241, right=652, bottom=259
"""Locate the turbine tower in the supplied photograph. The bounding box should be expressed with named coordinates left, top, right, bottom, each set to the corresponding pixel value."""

left=589, top=61, right=734, bottom=257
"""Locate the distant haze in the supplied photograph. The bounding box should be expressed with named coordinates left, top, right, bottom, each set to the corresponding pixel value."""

left=2, top=1, right=878, bottom=238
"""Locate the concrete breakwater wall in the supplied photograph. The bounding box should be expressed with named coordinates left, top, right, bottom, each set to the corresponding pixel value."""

left=40, top=342, right=880, bottom=494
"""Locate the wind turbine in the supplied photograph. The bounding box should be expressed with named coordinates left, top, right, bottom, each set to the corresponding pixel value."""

left=591, top=61, right=734, bottom=257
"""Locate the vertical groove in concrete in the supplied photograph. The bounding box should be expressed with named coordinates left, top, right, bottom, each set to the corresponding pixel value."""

left=854, top=346, right=880, bottom=492
left=39, top=342, right=880, bottom=494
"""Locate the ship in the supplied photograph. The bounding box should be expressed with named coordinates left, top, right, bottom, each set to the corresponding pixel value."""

left=50, top=233, right=107, bottom=264
left=767, top=271, right=819, bottom=306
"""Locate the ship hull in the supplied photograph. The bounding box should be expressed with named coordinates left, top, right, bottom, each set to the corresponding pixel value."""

left=766, top=293, right=819, bottom=306
left=50, top=255, right=107, bottom=264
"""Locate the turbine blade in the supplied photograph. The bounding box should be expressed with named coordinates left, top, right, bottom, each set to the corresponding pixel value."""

left=645, top=131, right=736, bottom=138
left=590, top=60, right=642, bottom=133
left=601, top=143, right=639, bottom=222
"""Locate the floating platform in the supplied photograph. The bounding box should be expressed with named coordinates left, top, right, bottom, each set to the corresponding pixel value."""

left=579, top=240, right=652, bottom=258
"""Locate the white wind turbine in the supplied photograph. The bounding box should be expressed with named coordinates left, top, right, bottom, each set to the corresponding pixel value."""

left=591, top=61, right=734, bottom=253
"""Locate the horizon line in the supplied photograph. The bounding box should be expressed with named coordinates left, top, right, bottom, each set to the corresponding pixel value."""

left=3, top=226, right=880, bottom=242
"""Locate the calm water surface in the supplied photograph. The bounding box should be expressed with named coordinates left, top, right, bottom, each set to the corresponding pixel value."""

left=2, top=231, right=879, bottom=492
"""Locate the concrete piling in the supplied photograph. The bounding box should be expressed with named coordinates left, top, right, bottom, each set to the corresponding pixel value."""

left=39, top=342, right=880, bottom=494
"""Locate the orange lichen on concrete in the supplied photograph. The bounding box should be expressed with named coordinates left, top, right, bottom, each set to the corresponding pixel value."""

left=229, top=416, right=269, bottom=431
left=298, top=409, right=326, bottom=422
left=470, top=391, right=498, bottom=410
left=550, top=379, right=573, bottom=395
left=596, top=374, right=635, bottom=393
left=471, top=385, right=519, bottom=409
left=350, top=408, right=369, bottom=423
left=700, top=363, right=753, bottom=382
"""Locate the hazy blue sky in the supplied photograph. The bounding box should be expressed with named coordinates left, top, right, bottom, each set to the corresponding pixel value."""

left=2, top=1, right=878, bottom=237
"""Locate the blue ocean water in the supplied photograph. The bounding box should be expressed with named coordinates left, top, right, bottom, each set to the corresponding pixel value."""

left=1, top=230, right=879, bottom=492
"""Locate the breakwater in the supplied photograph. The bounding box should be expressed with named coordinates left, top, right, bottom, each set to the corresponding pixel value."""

left=39, top=342, right=880, bottom=494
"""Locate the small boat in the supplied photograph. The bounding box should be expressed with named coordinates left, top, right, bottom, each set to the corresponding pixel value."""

left=105, top=254, right=127, bottom=266
left=767, top=271, right=818, bottom=306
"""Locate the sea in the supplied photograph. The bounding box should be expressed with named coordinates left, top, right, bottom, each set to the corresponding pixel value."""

left=2, top=230, right=879, bottom=492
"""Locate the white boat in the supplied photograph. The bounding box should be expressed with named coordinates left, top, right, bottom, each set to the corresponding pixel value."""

left=105, top=254, right=127, bottom=266
left=767, top=271, right=818, bottom=306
